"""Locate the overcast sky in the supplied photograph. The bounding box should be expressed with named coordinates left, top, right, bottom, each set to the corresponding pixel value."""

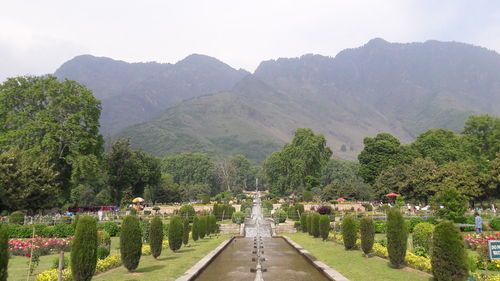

left=1, top=0, right=499, bottom=82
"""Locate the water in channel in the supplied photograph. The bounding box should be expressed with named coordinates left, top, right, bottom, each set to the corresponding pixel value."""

left=193, top=193, right=331, bottom=281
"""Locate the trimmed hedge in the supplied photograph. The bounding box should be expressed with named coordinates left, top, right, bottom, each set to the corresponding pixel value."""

left=0, top=225, right=8, bottom=281
left=168, top=216, right=183, bottom=252
left=97, top=222, right=120, bottom=237
left=431, top=221, right=468, bottom=281
left=8, top=211, right=25, bottom=225
left=120, top=216, right=142, bottom=272
left=342, top=216, right=358, bottom=250
left=178, top=205, right=195, bottom=221
left=360, top=217, right=375, bottom=256
left=312, top=213, right=320, bottom=238
left=149, top=217, right=163, bottom=259
left=208, top=215, right=217, bottom=235
left=387, top=209, right=408, bottom=268
left=198, top=216, right=207, bottom=239
left=300, top=213, right=308, bottom=233
left=413, top=222, right=435, bottom=253
left=490, top=217, right=500, bottom=231
left=192, top=216, right=199, bottom=241
left=307, top=214, right=313, bottom=236
left=319, top=215, right=330, bottom=241
left=182, top=219, right=190, bottom=245
left=71, top=216, right=98, bottom=281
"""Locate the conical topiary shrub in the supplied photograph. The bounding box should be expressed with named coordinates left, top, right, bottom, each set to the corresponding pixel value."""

left=168, top=216, right=183, bottom=252
left=360, top=216, right=375, bottom=256
left=312, top=213, right=321, bottom=238
left=71, top=216, right=98, bottom=281
left=431, top=221, right=468, bottom=281
left=198, top=216, right=207, bottom=239
left=149, top=216, right=163, bottom=259
left=387, top=209, right=408, bottom=268
left=319, top=215, right=330, bottom=241
left=307, top=214, right=313, bottom=236
left=182, top=219, right=190, bottom=246
left=342, top=216, right=358, bottom=250
left=0, top=224, right=9, bottom=281
left=300, top=213, right=308, bottom=233
left=192, top=216, right=199, bottom=241
left=209, top=215, right=217, bottom=235
left=120, top=215, right=142, bottom=271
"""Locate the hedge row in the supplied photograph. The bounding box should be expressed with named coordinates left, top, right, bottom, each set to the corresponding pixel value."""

left=5, top=221, right=121, bottom=238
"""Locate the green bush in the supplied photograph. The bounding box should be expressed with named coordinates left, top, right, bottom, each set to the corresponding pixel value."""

left=140, top=220, right=151, bottom=243
left=387, top=209, right=408, bottom=268
left=295, top=204, right=305, bottom=216
left=208, top=215, right=217, bottom=234
left=232, top=211, right=245, bottom=224
left=312, top=213, right=321, bottom=238
left=72, top=215, right=80, bottom=231
left=71, top=216, right=98, bottom=281
left=54, top=223, right=74, bottom=237
left=222, top=204, right=235, bottom=220
left=51, top=256, right=69, bottom=270
left=413, top=222, right=435, bottom=252
left=0, top=225, right=8, bottom=281
left=431, top=221, right=468, bottom=281
left=97, top=230, right=111, bottom=250
left=287, top=206, right=297, bottom=220
left=406, top=218, right=437, bottom=233
left=192, top=216, right=199, bottom=241
left=490, top=217, right=500, bottom=231
left=302, top=190, right=313, bottom=202
left=168, top=216, right=183, bottom=252
left=262, top=200, right=273, bottom=210
left=273, top=210, right=287, bottom=223
left=97, top=221, right=120, bottom=237
left=178, top=205, right=195, bottom=221
left=300, top=213, right=308, bottom=233
left=319, top=215, right=330, bottom=241
left=342, top=216, right=358, bottom=250
left=198, top=216, right=207, bottom=238
left=360, top=217, right=375, bottom=256
left=97, top=247, right=110, bottom=260
left=120, top=216, right=142, bottom=272
left=8, top=211, right=25, bottom=225
left=374, top=220, right=386, bottom=233
left=307, top=214, right=313, bottom=235
left=182, top=219, right=190, bottom=245
left=149, top=217, right=163, bottom=259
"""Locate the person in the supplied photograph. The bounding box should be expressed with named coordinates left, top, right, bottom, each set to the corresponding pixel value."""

left=475, top=212, right=483, bottom=234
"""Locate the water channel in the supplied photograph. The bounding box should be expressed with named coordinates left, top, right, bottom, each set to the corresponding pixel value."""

left=193, top=193, right=331, bottom=281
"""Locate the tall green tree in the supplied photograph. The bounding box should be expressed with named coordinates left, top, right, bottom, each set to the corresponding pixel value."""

left=149, top=217, right=163, bottom=259
left=387, top=209, right=408, bottom=268
left=168, top=216, right=183, bottom=252
left=462, top=114, right=500, bottom=164
left=162, top=153, right=215, bottom=187
left=411, top=129, right=463, bottom=165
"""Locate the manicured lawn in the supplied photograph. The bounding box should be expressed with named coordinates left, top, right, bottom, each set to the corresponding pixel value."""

left=8, top=253, right=60, bottom=281
left=287, top=232, right=432, bottom=281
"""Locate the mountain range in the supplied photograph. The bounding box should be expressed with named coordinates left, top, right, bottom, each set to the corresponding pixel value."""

left=55, top=38, right=500, bottom=162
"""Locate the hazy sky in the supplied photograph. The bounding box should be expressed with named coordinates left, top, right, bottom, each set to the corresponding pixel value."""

left=1, top=0, right=499, bottom=82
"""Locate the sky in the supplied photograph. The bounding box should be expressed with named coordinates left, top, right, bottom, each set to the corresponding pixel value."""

left=1, top=0, right=500, bottom=82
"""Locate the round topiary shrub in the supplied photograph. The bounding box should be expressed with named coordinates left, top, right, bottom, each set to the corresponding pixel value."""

left=71, top=216, right=98, bottom=281
left=300, top=213, right=308, bottom=233
left=307, top=214, right=313, bottom=236
left=149, top=216, right=163, bottom=259
left=232, top=211, right=245, bottom=224
left=168, top=216, right=183, bottom=252
left=387, top=209, right=408, bottom=268
left=182, top=219, right=190, bottom=245
left=178, top=205, right=195, bottom=222
left=0, top=224, right=9, bottom=281
left=312, top=213, right=321, bottom=238
left=413, top=222, right=435, bottom=253
left=360, top=217, right=375, bottom=256
left=192, top=216, right=199, bottom=241
left=120, top=215, right=142, bottom=272
left=431, top=221, right=468, bottom=281
left=8, top=211, right=25, bottom=225
left=319, top=215, right=330, bottom=241
left=342, top=216, right=358, bottom=250
left=273, top=210, right=287, bottom=223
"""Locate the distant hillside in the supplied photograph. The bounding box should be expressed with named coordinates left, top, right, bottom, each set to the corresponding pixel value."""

left=114, top=39, right=500, bottom=162
left=55, top=54, right=248, bottom=133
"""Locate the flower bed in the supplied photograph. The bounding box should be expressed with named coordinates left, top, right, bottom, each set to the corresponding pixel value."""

left=464, top=232, right=500, bottom=271
left=9, top=236, right=72, bottom=256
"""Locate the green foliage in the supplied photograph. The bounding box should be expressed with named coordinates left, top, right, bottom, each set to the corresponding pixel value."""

left=406, top=218, right=437, bottom=233
left=51, top=256, right=69, bottom=270
left=232, top=211, right=245, bottom=224
left=182, top=219, right=190, bottom=245
left=411, top=129, right=464, bottom=165
left=97, top=221, right=120, bottom=237
left=431, top=221, right=468, bottom=281
left=311, top=213, right=320, bottom=238
left=295, top=204, right=304, bottom=216
left=71, top=216, right=97, bottom=281
left=97, top=230, right=111, bottom=250
left=302, top=190, right=313, bottom=202
left=192, top=216, right=199, bottom=241
left=462, top=115, right=500, bottom=165
left=97, top=247, right=110, bottom=260
left=8, top=211, right=25, bottom=225
left=0, top=225, right=8, bottom=281
left=386, top=209, right=408, bottom=268
left=490, top=217, right=500, bottom=231
left=300, top=213, right=308, bottom=233
left=322, top=180, right=373, bottom=201
left=178, top=205, right=196, bottom=221
left=273, top=210, right=287, bottom=223
left=342, top=216, right=358, bottom=250
left=120, top=215, right=142, bottom=272
left=412, top=222, right=435, bottom=253
left=53, top=223, right=74, bottom=237
left=198, top=216, right=207, bottom=239
left=208, top=215, right=217, bottom=234
left=162, top=153, right=215, bottom=187
left=430, top=187, right=468, bottom=220
left=262, top=200, right=273, bottom=210
left=307, top=214, right=313, bottom=235
left=319, top=215, right=330, bottom=241
left=149, top=217, right=163, bottom=259
left=360, top=217, right=375, bottom=255
left=168, top=216, right=183, bottom=252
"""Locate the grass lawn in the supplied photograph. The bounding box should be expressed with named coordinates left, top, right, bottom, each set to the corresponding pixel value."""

left=287, top=232, right=432, bottom=281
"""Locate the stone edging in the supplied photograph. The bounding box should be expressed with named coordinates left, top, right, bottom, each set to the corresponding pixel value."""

left=175, top=236, right=236, bottom=281
left=281, top=235, right=351, bottom=281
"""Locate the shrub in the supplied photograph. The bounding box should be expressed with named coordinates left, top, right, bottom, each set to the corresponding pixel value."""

left=201, top=194, right=210, bottom=204
left=262, top=200, right=273, bottom=210
left=489, top=217, right=500, bottom=231
left=374, top=220, right=387, bottom=233
left=192, top=216, right=199, bottom=241
left=0, top=225, right=8, bottom=281
left=317, top=205, right=332, bottom=215
left=431, top=221, right=468, bottom=281
left=182, top=219, right=190, bottom=245
left=97, top=222, right=120, bottom=237
left=199, top=216, right=207, bottom=239
left=72, top=215, right=80, bottom=231
left=307, top=214, right=313, bottom=236
left=222, top=204, right=235, bottom=219
left=430, top=187, right=468, bottom=221
left=273, top=210, right=287, bottom=223
left=140, top=221, right=150, bottom=243
left=387, top=209, right=408, bottom=268
left=362, top=204, right=373, bottom=211
left=97, top=230, right=111, bottom=250
left=8, top=211, right=25, bottom=225
left=342, top=216, right=358, bottom=250
left=168, top=216, right=183, bottom=252
left=360, top=217, right=375, bottom=256
left=54, top=223, right=74, bottom=237
left=149, top=217, right=163, bottom=259
left=319, top=215, right=330, bottom=241
left=413, top=222, right=435, bottom=252
left=287, top=206, right=297, bottom=220
left=232, top=211, right=245, bottom=224
left=97, top=247, right=110, bottom=260
left=51, top=256, right=69, bottom=270
left=295, top=204, right=305, bottom=216
left=302, top=190, right=313, bottom=202
left=120, top=216, right=142, bottom=272
left=208, top=215, right=217, bottom=234
left=71, top=216, right=98, bottom=281
left=178, top=205, right=195, bottom=221
left=312, top=213, right=321, bottom=238
left=300, top=213, right=308, bottom=233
